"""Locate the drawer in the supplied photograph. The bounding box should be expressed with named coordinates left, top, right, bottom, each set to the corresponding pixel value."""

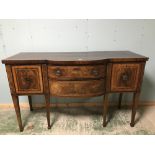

left=48, top=65, right=106, bottom=79
left=49, top=79, right=105, bottom=97
left=111, top=63, right=140, bottom=91
left=12, top=65, right=43, bottom=94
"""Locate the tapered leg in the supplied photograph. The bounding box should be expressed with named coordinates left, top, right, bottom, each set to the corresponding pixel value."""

left=11, top=94, right=23, bottom=132
left=45, top=94, right=51, bottom=129
left=103, top=93, right=109, bottom=127
left=28, top=96, right=33, bottom=111
left=130, top=92, right=140, bottom=127
left=118, top=93, right=123, bottom=109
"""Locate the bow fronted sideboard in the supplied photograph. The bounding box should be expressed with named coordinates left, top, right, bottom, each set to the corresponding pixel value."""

left=2, top=51, right=149, bottom=132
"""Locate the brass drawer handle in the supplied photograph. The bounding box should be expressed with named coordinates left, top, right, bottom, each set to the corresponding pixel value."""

left=122, top=74, right=128, bottom=81
left=91, top=70, right=98, bottom=76
left=55, top=69, right=62, bottom=76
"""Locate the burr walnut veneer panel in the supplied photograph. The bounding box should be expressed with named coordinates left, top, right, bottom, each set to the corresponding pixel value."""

left=12, top=65, right=43, bottom=94
left=49, top=79, right=105, bottom=97
left=111, top=63, right=140, bottom=92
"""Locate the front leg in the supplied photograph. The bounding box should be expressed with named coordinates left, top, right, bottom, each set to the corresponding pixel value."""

left=11, top=94, right=23, bottom=132
left=130, top=92, right=140, bottom=127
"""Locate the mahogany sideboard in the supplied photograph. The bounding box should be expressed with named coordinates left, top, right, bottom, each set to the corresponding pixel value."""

left=2, top=51, right=149, bottom=132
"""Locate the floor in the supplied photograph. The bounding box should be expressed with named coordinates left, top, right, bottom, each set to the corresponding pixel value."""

left=0, top=105, right=155, bottom=135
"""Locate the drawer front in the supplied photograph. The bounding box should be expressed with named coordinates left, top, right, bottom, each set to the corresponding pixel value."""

left=49, top=80, right=105, bottom=97
left=48, top=65, right=105, bottom=79
left=111, top=63, right=140, bottom=91
left=12, top=65, right=43, bottom=94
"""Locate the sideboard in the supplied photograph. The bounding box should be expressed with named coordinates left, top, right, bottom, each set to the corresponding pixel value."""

left=2, top=51, right=149, bottom=132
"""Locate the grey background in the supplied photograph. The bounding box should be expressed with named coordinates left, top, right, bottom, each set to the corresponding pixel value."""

left=0, top=19, right=154, bottom=104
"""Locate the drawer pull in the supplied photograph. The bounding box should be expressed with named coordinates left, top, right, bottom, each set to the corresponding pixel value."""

left=91, top=70, right=98, bottom=76
left=122, top=74, right=128, bottom=81
left=55, top=69, right=62, bottom=76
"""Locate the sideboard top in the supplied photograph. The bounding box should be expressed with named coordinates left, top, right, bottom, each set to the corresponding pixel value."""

left=2, top=51, right=149, bottom=65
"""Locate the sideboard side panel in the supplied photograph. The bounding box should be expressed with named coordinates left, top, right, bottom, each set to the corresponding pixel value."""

left=136, top=62, right=146, bottom=92
left=5, top=65, right=16, bottom=94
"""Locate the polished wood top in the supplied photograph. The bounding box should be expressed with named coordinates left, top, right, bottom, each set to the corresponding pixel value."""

left=2, top=51, right=149, bottom=65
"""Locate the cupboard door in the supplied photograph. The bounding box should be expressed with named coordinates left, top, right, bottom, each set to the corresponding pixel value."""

left=111, top=64, right=140, bottom=91
left=12, top=65, right=43, bottom=94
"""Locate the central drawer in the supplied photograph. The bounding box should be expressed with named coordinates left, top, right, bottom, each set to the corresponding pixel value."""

left=48, top=65, right=105, bottom=79
left=49, top=80, right=105, bottom=97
